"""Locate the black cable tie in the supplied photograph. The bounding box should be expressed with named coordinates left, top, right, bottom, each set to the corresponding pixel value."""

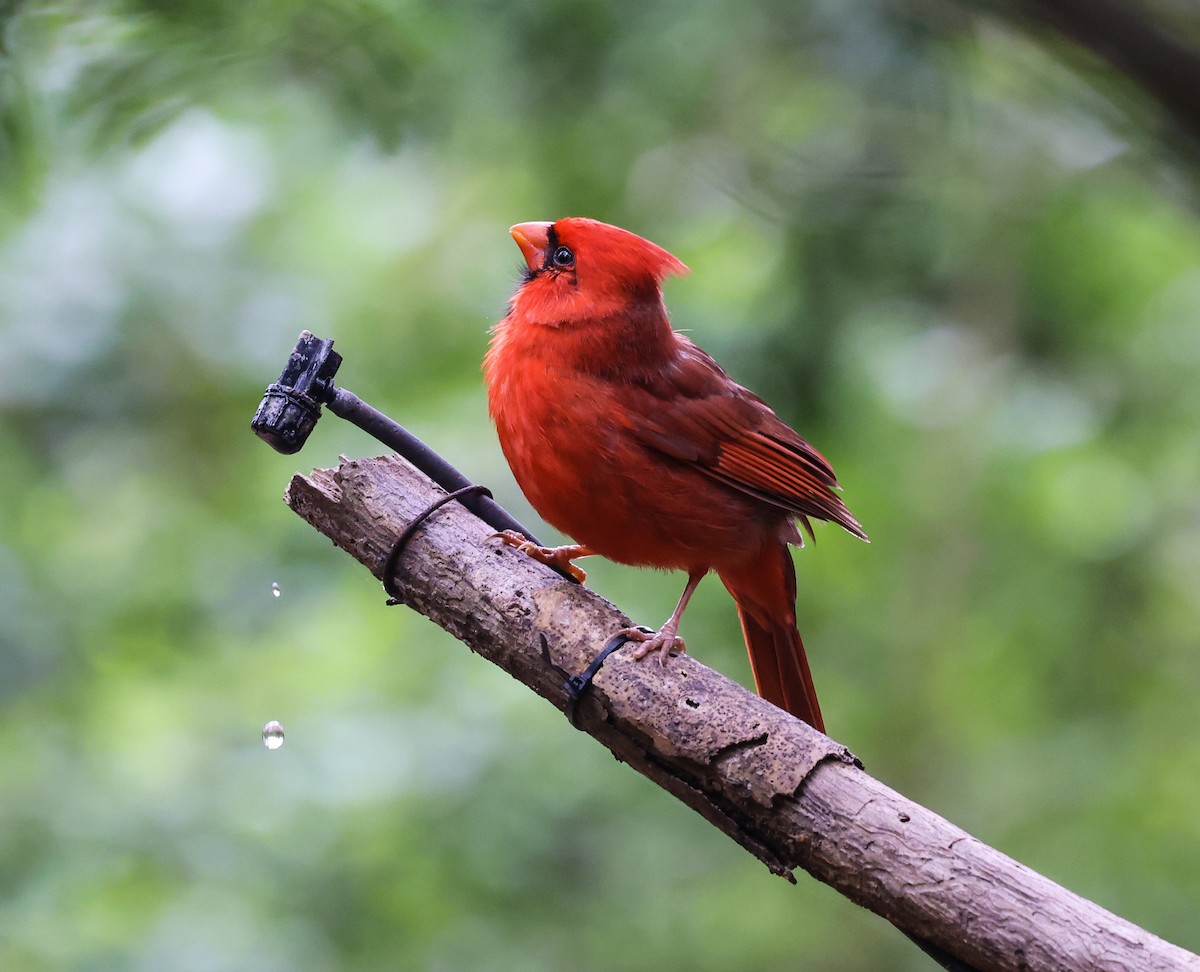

left=383, top=484, right=493, bottom=604
left=554, top=626, right=655, bottom=728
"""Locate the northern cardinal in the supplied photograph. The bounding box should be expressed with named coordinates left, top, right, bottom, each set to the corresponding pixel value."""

left=484, top=217, right=866, bottom=731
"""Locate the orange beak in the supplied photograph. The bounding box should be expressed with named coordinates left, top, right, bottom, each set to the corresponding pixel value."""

left=509, top=221, right=553, bottom=272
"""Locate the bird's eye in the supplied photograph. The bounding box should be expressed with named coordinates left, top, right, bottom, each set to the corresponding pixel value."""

left=551, top=245, right=575, bottom=268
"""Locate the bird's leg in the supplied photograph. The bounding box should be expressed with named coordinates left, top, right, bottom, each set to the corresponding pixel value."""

left=492, top=530, right=595, bottom=584
left=626, top=571, right=706, bottom=666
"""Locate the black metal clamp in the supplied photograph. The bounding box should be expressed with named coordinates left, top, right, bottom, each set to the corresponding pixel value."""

left=252, top=330, right=538, bottom=543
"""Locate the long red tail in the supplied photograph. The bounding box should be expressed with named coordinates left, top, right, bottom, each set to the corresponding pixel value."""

left=719, top=545, right=825, bottom=732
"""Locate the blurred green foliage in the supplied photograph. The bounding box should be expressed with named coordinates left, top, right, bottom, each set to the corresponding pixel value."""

left=2, top=1, right=1199, bottom=968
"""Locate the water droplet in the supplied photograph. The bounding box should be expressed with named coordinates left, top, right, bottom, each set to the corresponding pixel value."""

left=262, top=720, right=285, bottom=750
left=271, top=581, right=281, bottom=598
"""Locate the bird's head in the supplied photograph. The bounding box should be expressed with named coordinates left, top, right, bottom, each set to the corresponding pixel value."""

left=507, top=217, right=689, bottom=327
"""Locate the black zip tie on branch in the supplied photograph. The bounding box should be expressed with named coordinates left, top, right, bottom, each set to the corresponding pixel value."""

left=541, top=627, right=655, bottom=727
left=382, top=484, right=494, bottom=605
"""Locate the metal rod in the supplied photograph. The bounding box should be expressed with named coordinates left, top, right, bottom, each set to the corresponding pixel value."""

left=326, top=386, right=541, bottom=544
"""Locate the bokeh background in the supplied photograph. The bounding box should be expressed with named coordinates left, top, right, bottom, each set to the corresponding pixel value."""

left=2, top=1, right=1199, bottom=969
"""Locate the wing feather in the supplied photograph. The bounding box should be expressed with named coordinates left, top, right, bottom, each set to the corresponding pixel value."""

left=625, top=339, right=868, bottom=541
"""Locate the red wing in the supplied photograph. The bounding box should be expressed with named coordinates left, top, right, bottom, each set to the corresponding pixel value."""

left=625, top=340, right=868, bottom=541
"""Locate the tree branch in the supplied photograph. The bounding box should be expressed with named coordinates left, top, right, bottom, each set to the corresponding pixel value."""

left=981, top=0, right=1200, bottom=147
left=285, top=453, right=1200, bottom=972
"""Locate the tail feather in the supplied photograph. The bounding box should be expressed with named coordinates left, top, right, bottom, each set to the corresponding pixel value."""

left=735, top=607, right=824, bottom=731
left=721, top=545, right=825, bottom=732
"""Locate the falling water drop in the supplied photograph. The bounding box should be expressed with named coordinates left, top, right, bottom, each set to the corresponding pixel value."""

left=271, top=581, right=281, bottom=598
left=262, top=720, right=285, bottom=750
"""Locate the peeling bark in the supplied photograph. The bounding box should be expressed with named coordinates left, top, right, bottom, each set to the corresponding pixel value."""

left=285, top=454, right=1200, bottom=972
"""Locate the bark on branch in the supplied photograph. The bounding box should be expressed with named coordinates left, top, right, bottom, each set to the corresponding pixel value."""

left=285, top=453, right=1199, bottom=972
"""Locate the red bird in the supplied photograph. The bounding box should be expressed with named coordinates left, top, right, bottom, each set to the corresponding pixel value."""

left=484, top=217, right=866, bottom=731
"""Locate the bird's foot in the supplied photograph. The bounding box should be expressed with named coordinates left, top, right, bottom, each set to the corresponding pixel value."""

left=492, top=530, right=591, bottom=584
left=623, top=624, right=686, bottom=667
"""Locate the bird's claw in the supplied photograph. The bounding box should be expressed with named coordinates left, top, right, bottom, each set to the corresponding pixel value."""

left=491, top=530, right=589, bottom=583
left=622, top=625, right=686, bottom=666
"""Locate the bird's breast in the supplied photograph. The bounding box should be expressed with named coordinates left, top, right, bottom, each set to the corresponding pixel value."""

left=487, top=348, right=778, bottom=572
